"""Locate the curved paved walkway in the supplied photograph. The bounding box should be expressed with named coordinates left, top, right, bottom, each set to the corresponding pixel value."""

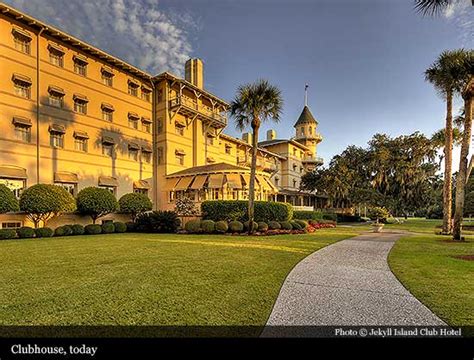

left=263, top=232, right=445, bottom=336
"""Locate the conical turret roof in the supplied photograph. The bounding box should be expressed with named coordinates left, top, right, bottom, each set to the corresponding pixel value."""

left=294, top=106, right=318, bottom=127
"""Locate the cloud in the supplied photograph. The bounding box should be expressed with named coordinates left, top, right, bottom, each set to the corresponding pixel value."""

left=442, top=0, right=473, bottom=46
left=4, top=0, right=198, bottom=75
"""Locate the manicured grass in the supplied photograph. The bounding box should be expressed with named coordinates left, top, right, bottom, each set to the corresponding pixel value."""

left=384, top=218, right=442, bottom=234
left=0, top=228, right=363, bottom=330
left=389, top=233, right=474, bottom=330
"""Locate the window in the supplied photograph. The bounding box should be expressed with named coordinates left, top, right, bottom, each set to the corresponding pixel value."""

left=300, top=167, right=304, bottom=173
left=48, top=87, right=65, bottom=108
left=157, top=89, right=163, bottom=103
left=74, top=137, right=88, bottom=152
left=128, top=81, right=139, bottom=97
left=142, top=120, right=151, bottom=133
left=274, top=178, right=279, bottom=186
left=129, top=148, right=139, bottom=161
left=128, top=116, right=139, bottom=129
left=293, top=148, right=297, bottom=156
left=157, top=147, right=164, bottom=165
left=99, top=185, right=116, bottom=195
left=73, top=95, right=88, bottom=115
left=206, top=136, right=214, bottom=146
left=157, top=118, right=163, bottom=134
left=55, top=183, right=76, bottom=196
left=49, top=46, right=64, bottom=67
left=1, top=222, right=22, bottom=229
left=14, top=124, right=31, bottom=143
left=101, top=70, right=114, bottom=87
left=293, top=164, right=297, bottom=172
left=102, top=109, right=113, bottom=122
left=0, top=179, right=25, bottom=199
left=211, top=190, right=220, bottom=200
left=175, top=123, right=184, bottom=136
left=141, top=88, right=151, bottom=102
left=103, top=144, right=114, bottom=157
left=225, top=145, right=232, bottom=155
left=309, top=126, right=312, bottom=135
left=50, top=133, right=64, bottom=148
left=73, top=56, right=88, bottom=77
left=13, top=75, right=32, bottom=99
left=13, top=29, right=31, bottom=54
left=142, top=151, right=152, bottom=164
left=134, top=188, right=148, bottom=195
left=293, top=179, right=297, bottom=188
left=176, top=154, right=184, bottom=165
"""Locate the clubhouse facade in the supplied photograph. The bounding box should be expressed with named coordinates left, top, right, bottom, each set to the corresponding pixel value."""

left=0, top=3, right=326, bottom=228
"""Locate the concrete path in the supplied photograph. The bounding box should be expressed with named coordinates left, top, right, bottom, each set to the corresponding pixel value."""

left=263, top=232, right=445, bottom=336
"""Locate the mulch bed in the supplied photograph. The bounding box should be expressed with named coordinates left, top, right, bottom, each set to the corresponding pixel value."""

left=451, top=255, right=474, bottom=261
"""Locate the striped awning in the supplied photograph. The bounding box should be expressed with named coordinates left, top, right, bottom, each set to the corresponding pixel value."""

left=102, top=136, right=115, bottom=145
left=175, top=149, right=186, bottom=156
left=175, top=176, right=194, bottom=191
left=101, top=66, right=114, bottom=76
left=256, top=175, right=271, bottom=191
left=164, top=177, right=180, bottom=191
left=141, top=117, right=152, bottom=123
left=142, top=144, right=152, bottom=153
left=12, top=73, right=32, bottom=85
left=134, top=180, right=151, bottom=190
left=128, top=79, right=140, bottom=87
left=49, top=124, right=66, bottom=134
left=208, top=174, right=224, bottom=189
left=128, top=142, right=140, bottom=150
left=73, top=131, right=89, bottom=139
left=98, top=176, right=118, bottom=187
left=12, top=117, right=32, bottom=127
left=128, top=112, right=140, bottom=119
left=265, top=177, right=279, bottom=192
left=73, top=54, right=88, bottom=64
left=190, top=175, right=207, bottom=190
left=0, top=166, right=27, bottom=179
left=48, top=85, right=65, bottom=96
left=101, top=103, right=115, bottom=111
left=48, top=43, right=65, bottom=54
left=54, top=172, right=78, bottom=183
left=12, top=27, right=32, bottom=40
left=226, top=174, right=243, bottom=189
left=73, top=93, right=89, bottom=103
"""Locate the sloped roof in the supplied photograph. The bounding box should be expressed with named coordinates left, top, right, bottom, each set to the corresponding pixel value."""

left=167, top=162, right=249, bottom=177
left=294, top=106, right=318, bottom=127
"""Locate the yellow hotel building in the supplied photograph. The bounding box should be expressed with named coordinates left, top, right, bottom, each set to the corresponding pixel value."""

left=0, top=3, right=325, bottom=228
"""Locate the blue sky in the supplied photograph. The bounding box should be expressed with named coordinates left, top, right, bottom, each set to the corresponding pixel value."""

left=5, top=0, right=473, bottom=165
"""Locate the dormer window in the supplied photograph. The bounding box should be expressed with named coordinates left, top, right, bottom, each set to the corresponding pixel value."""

left=12, top=27, right=31, bottom=54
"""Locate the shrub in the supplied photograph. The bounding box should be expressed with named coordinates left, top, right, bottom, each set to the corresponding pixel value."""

left=360, top=217, right=371, bottom=222
left=70, top=224, right=85, bottom=235
left=135, top=211, right=181, bottom=233
left=0, top=229, right=16, bottom=240
left=113, top=222, right=127, bottom=233
left=0, top=184, right=19, bottom=213
left=368, top=207, right=390, bottom=222
left=322, top=212, right=337, bottom=222
left=243, top=221, right=258, bottom=232
left=175, top=197, right=199, bottom=216
left=101, top=222, right=115, bottom=234
left=426, top=205, right=443, bottom=219
left=280, top=221, right=292, bottom=230
left=290, top=221, right=302, bottom=230
left=257, top=222, right=269, bottom=232
left=85, top=224, right=102, bottom=235
left=34, top=227, right=54, bottom=238
left=76, top=187, right=118, bottom=224
left=294, top=219, right=308, bottom=229
left=118, top=193, right=153, bottom=221
left=201, top=220, right=216, bottom=234
left=228, top=221, right=244, bottom=233
left=16, top=226, right=35, bottom=238
left=19, top=184, right=76, bottom=227
left=215, top=221, right=228, bottom=233
left=185, top=219, right=202, bottom=233
left=125, top=222, right=136, bottom=232
left=54, top=225, right=73, bottom=237
left=337, top=214, right=362, bottom=223
left=268, top=221, right=281, bottom=230
left=201, top=201, right=292, bottom=222
left=385, top=217, right=400, bottom=224
left=293, top=210, right=323, bottom=221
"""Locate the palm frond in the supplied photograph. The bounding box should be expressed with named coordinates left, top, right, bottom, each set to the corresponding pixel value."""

left=414, top=0, right=450, bottom=16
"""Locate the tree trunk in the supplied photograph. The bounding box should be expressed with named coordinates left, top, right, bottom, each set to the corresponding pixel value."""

left=248, top=125, right=259, bottom=235
left=442, top=91, right=454, bottom=234
left=453, top=93, right=473, bottom=241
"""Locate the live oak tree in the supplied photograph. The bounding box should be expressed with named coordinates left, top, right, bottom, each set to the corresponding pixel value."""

left=230, top=80, right=283, bottom=234
left=76, top=187, right=118, bottom=224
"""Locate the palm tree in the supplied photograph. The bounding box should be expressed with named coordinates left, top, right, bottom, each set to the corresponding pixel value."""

left=230, top=80, right=283, bottom=234
left=453, top=52, right=474, bottom=240
left=425, top=50, right=468, bottom=234
left=415, top=0, right=473, bottom=16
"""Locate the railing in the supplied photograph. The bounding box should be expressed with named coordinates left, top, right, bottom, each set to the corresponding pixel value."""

left=293, top=133, right=323, bottom=142
left=169, top=96, right=227, bottom=126
left=302, top=156, right=324, bottom=164
left=293, top=206, right=315, bottom=211
left=237, top=157, right=277, bottom=171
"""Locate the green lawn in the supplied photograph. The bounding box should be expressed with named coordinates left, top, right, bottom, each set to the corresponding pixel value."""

left=389, top=233, right=474, bottom=330
left=383, top=218, right=443, bottom=234
left=0, top=228, right=362, bottom=330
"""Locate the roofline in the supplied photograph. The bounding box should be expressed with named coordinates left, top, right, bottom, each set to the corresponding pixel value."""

left=220, top=133, right=287, bottom=160
left=0, top=2, right=153, bottom=82
left=258, top=138, right=312, bottom=152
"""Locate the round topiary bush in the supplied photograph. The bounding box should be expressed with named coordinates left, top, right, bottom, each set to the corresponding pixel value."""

left=280, top=221, right=293, bottom=230
left=35, top=227, right=54, bottom=238
left=243, top=221, right=258, bottom=232
left=228, top=220, right=244, bottom=233
left=118, top=193, right=153, bottom=221
left=200, top=220, right=216, bottom=234
left=16, top=226, right=35, bottom=239
left=268, top=221, right=281, bottom=230
left=113, top=222, right=127, bottom=233
left=0, top=229, right=17, bottom=240
left=294, top=219, right=308, bottom=229
left=290, top=221, right=302, bottom=230
left=70, top=224, right=85, bottom=236
left=55, top=225, right=73, bottom=237
left=101, top=222, right=115, bottom=234
left=215, top=220, right=228, bottom=233
left=257, top=222, right=269, bottom=232
left=125, top=222, right=136, bottom=232
left=85, top=224, right=102, bottom=235
left=0, top=183, right=19, bottom=214
left=76, top=187, right=118, bottom=224
left=185, top=219, right=202, bottom=233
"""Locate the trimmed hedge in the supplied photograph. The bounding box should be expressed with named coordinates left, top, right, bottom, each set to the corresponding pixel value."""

left=85, top=224, right=102, bottom=235
left=243, top=221, right=258, bottom=232
left=268, top=221, right=281, bottom=230
left=201, top=220, right=215, bottom=234
left=215, top=221, right=228, bottom=233
left=71, top=224, right=85, bottom=235
left=322, top=212, right=337, bottom=222
left=0, top=229, right=16, bottom=240
left=257, top=222, right=269, bottom=232
left=55, top=225, right=73, bottom=237
left=35, top=227, right=54, bottom=238
left=0, top=184, right=19, bottom=213
left=280, top=221, right=292, bottom=230
left=114, top=222, right=127, bottom=233
left=17, top=226, right=35, bottom=238
left=76, top=187, right=118, bottom=224
left=135, top=211, right=181, bottom=233
left=294, top=219, right=308, bottom=229
left=118, top=193, right=152, bottom=220
left=125, top=222, right=136, bottom=232
left=185, top=219, right=202, bottom=233
left=228, top=221, right=244, bottom=233
left=101, top=222, right=115, bottom=234
left=293, top=210, right=323, bottom=221
left=201, top=201, right=293, bottom=222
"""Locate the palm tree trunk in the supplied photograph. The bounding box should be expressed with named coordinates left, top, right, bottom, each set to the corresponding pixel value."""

left=453, top=88, right=473, bottom=241
left=442, top=91, right=453, bottom=234
left=248, top=125, right=259, bottom=235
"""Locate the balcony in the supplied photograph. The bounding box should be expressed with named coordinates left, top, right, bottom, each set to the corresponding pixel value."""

left=302, top=155, right=324, bottom=164
left=293, top=133, right=323, bottom=142
left=237, top=156, right=278, bottom=173
left=169, top=96, right=227, bottom=128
